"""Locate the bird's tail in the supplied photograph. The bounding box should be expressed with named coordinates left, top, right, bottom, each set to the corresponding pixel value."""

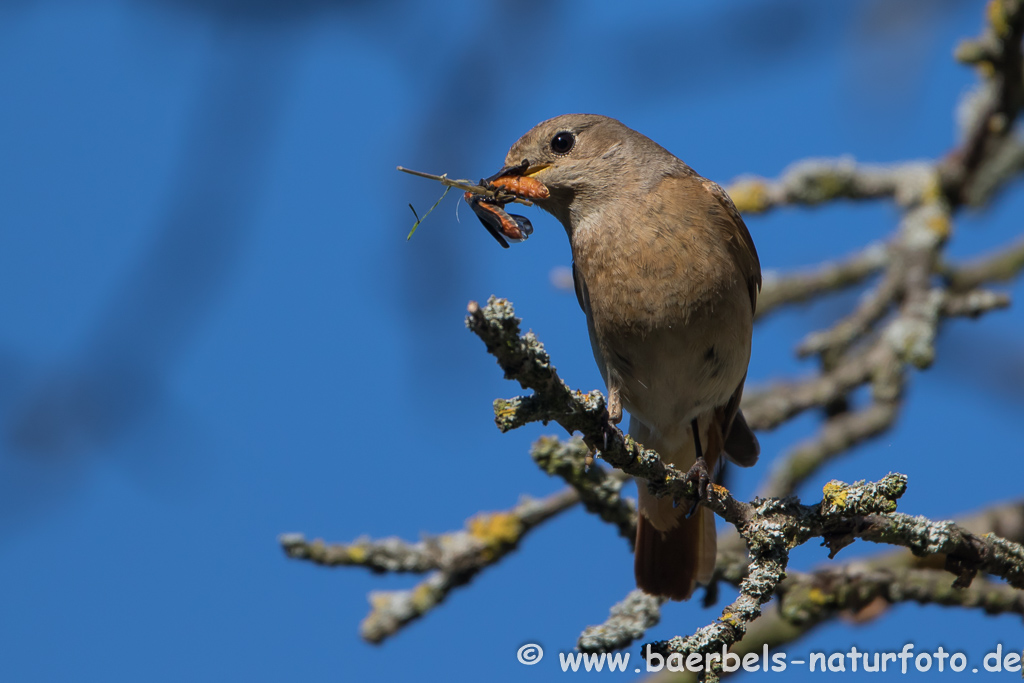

left=635, top=501, right=715, bottom=601
left=632, top=416, right=719, bottom=601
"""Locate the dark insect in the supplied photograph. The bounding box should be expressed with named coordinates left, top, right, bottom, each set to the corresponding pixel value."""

left=465, top=192, right=533, bottom=249
left=467, top=159, right=546, bottom=248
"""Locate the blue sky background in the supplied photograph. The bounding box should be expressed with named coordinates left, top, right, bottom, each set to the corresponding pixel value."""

left=1, top=1, right=1022, bottom=681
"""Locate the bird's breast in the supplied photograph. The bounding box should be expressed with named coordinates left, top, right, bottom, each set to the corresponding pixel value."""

left=571, top=207, right=753, bottom=429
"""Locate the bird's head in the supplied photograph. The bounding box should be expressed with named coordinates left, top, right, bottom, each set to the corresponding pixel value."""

left=489, top=114, right=674, bottom=231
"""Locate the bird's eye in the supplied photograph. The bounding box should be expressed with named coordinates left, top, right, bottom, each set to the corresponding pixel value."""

left=550, top=131, right=575, bottom=155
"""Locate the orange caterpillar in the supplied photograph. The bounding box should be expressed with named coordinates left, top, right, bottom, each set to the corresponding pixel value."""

left=489, top=175, right=550, bottom=200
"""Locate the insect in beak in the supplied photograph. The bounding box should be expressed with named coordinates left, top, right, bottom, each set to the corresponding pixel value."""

left=465, top=192, right=533, bottom=248
left=467, top=160, right=549, bottom=247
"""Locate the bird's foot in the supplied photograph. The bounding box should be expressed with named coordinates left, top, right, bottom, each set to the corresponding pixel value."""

left=584, top=386, right=622, bottom=462
left=593, top=419, right=619, bottom=463
left=683, top=455, right=711, bottom=517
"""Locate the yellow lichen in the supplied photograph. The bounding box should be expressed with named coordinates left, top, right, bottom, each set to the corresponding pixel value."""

left=411, top=583, right=437, bottom=612
left=720, top=609, right=742, bottom=627
left=727, top=181, right=771, bottom=214
left=807, top=587, right=829, bottom=605
left=494, top=402, right=517, bottom=420
left=920, top=173, right=944, bottom=204
left=812, top=172, right=846, bottom=200
left=822, top=480, right=849, bottom=509
left=468, top=512, right=523, bottom=549
left=987, top=0, right=1010, bottom=37
left=346, top=544, right=368, bottom=564
left=926, top=213, right=951, bottom=239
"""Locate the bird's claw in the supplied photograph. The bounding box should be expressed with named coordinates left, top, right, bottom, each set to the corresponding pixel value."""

left=683, top=456, right=711, bottom=518
left=598, top=419, right=618, bottom=456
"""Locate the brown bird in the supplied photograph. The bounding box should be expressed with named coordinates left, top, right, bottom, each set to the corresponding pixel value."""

left=489, top=114, right=761, bottom=600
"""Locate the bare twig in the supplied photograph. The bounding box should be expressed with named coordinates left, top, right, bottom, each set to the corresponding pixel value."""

left=396, top=166, right=534, bottom=206
left=940, top=288, right=1011, bottom=317
left=796, top=265, right=902, bottom=358
left=941, top=236, right=1024, bottom=291
left=755, top=242, right=888, bottom=321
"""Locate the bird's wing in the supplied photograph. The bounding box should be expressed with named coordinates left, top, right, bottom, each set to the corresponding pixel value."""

left=719, top=377, right=759, bottom=467
left=701, top=179, right=762, bottom=315
left=698, top=177, right=761, bottom=461
left=571, top=261, right=587, bottom=313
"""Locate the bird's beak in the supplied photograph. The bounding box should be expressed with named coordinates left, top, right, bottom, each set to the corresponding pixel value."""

left=522, top=163, right=552, bottom=178
left=485, top=161, right=551, bottom=184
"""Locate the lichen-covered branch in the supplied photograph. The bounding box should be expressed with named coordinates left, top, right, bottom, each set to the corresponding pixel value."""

left=850, top=512, right=1024, bottom=589
left=641, top=476, right=909, bottom=663
left=943, top=0, right=1024, bottom=205
left=727, top=159, right=934, bottom=214
left=279, top=486, right=578, bottom=642
left=579, top=589, right=665, bottom=654
left=530, top=436, right=636, bottom=542
left=653, top=570, right=1024, bottom=683
left=468, top=298, right=707, bottom=508
left=650, top=499, right=1024, bottom=682
left=640, top=478, right=1024, bottom=670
